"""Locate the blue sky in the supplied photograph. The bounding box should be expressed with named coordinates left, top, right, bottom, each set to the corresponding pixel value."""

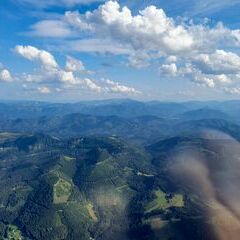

left=1, top=0, right=240, bottom=102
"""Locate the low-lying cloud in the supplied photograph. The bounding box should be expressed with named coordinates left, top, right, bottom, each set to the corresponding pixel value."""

left=169, top=130, right=240, bottom=239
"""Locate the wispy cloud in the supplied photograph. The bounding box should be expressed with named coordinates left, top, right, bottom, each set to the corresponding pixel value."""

left=27, top=20, right=74, bottom=38
left=13, top=0, right=105, bottom=9
left=121, top=0, right=240, bottom=18
left=188, top=0, right=240, bottom=16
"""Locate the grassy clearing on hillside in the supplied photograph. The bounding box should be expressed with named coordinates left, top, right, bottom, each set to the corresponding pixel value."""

left=63, top=156, right=75, bottom=161
left=6, top=225, right=23, bottom=240
left=0, top=132, right=21, bottom=144
left=86, top=203, right=98, bottom=222
left=145, top=190, right=184, bottom=213
left=53, top=178, right=72, bottom=204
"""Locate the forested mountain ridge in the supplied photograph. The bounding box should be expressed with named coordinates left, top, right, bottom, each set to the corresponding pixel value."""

left=0, top=133, right=155, bottom=240
left=1, top=100, right=240, bottom=239
left=1, top=99, right=240, bottom=119
left=0, top=131, right=239, bottom=239
left=1, top=100, right=240, bottom=146
left=0, top=114, right=239, bottom=145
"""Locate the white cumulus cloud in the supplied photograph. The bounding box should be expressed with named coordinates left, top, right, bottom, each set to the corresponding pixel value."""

left=0, top=69, right=13, bottom=82
left=19, top=1, right=240, bottom=95
left=192, top=50, right=240, bottom=75
left=38, top=86, right=51, bottom=94
left=15, top=45, right=58, bottom=70
left=103, top=79, right=141, bottom=94
left=64, top=1, right=194, bottom=55
left=160, top=63, right=178, bottom=76
left=15, top=45, right=140, bottom=96
left=159, top=48, right=240, bottom=91
left=65, top=56, right=85, bottom=72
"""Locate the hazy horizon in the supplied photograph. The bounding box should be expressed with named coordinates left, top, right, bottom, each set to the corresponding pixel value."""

left=2, top=97, right=240, bottom=104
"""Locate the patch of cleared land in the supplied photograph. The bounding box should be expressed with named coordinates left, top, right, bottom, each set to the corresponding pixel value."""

left=86, top=203, right=98, bottom=222
left=53, top=178, right=72, bottom=204
left=6, top=225, right=23, bottom=240
left=137, top=171, right=154, bottom=177
left=63, top=156, right=75, bottom=161
left=146, top=190, right=184, bottom=213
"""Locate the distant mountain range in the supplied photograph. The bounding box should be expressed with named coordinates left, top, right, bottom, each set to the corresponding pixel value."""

left=0, top=99, right=239, bottom=144
left=1, top=99, right=240, bottom=120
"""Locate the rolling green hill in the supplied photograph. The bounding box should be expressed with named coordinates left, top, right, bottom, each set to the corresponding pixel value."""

left=0, top=99, right=240, bottom=240
left=1, top=131, right=238, bottom=239
left=0, top=133, right=156, bottom=240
